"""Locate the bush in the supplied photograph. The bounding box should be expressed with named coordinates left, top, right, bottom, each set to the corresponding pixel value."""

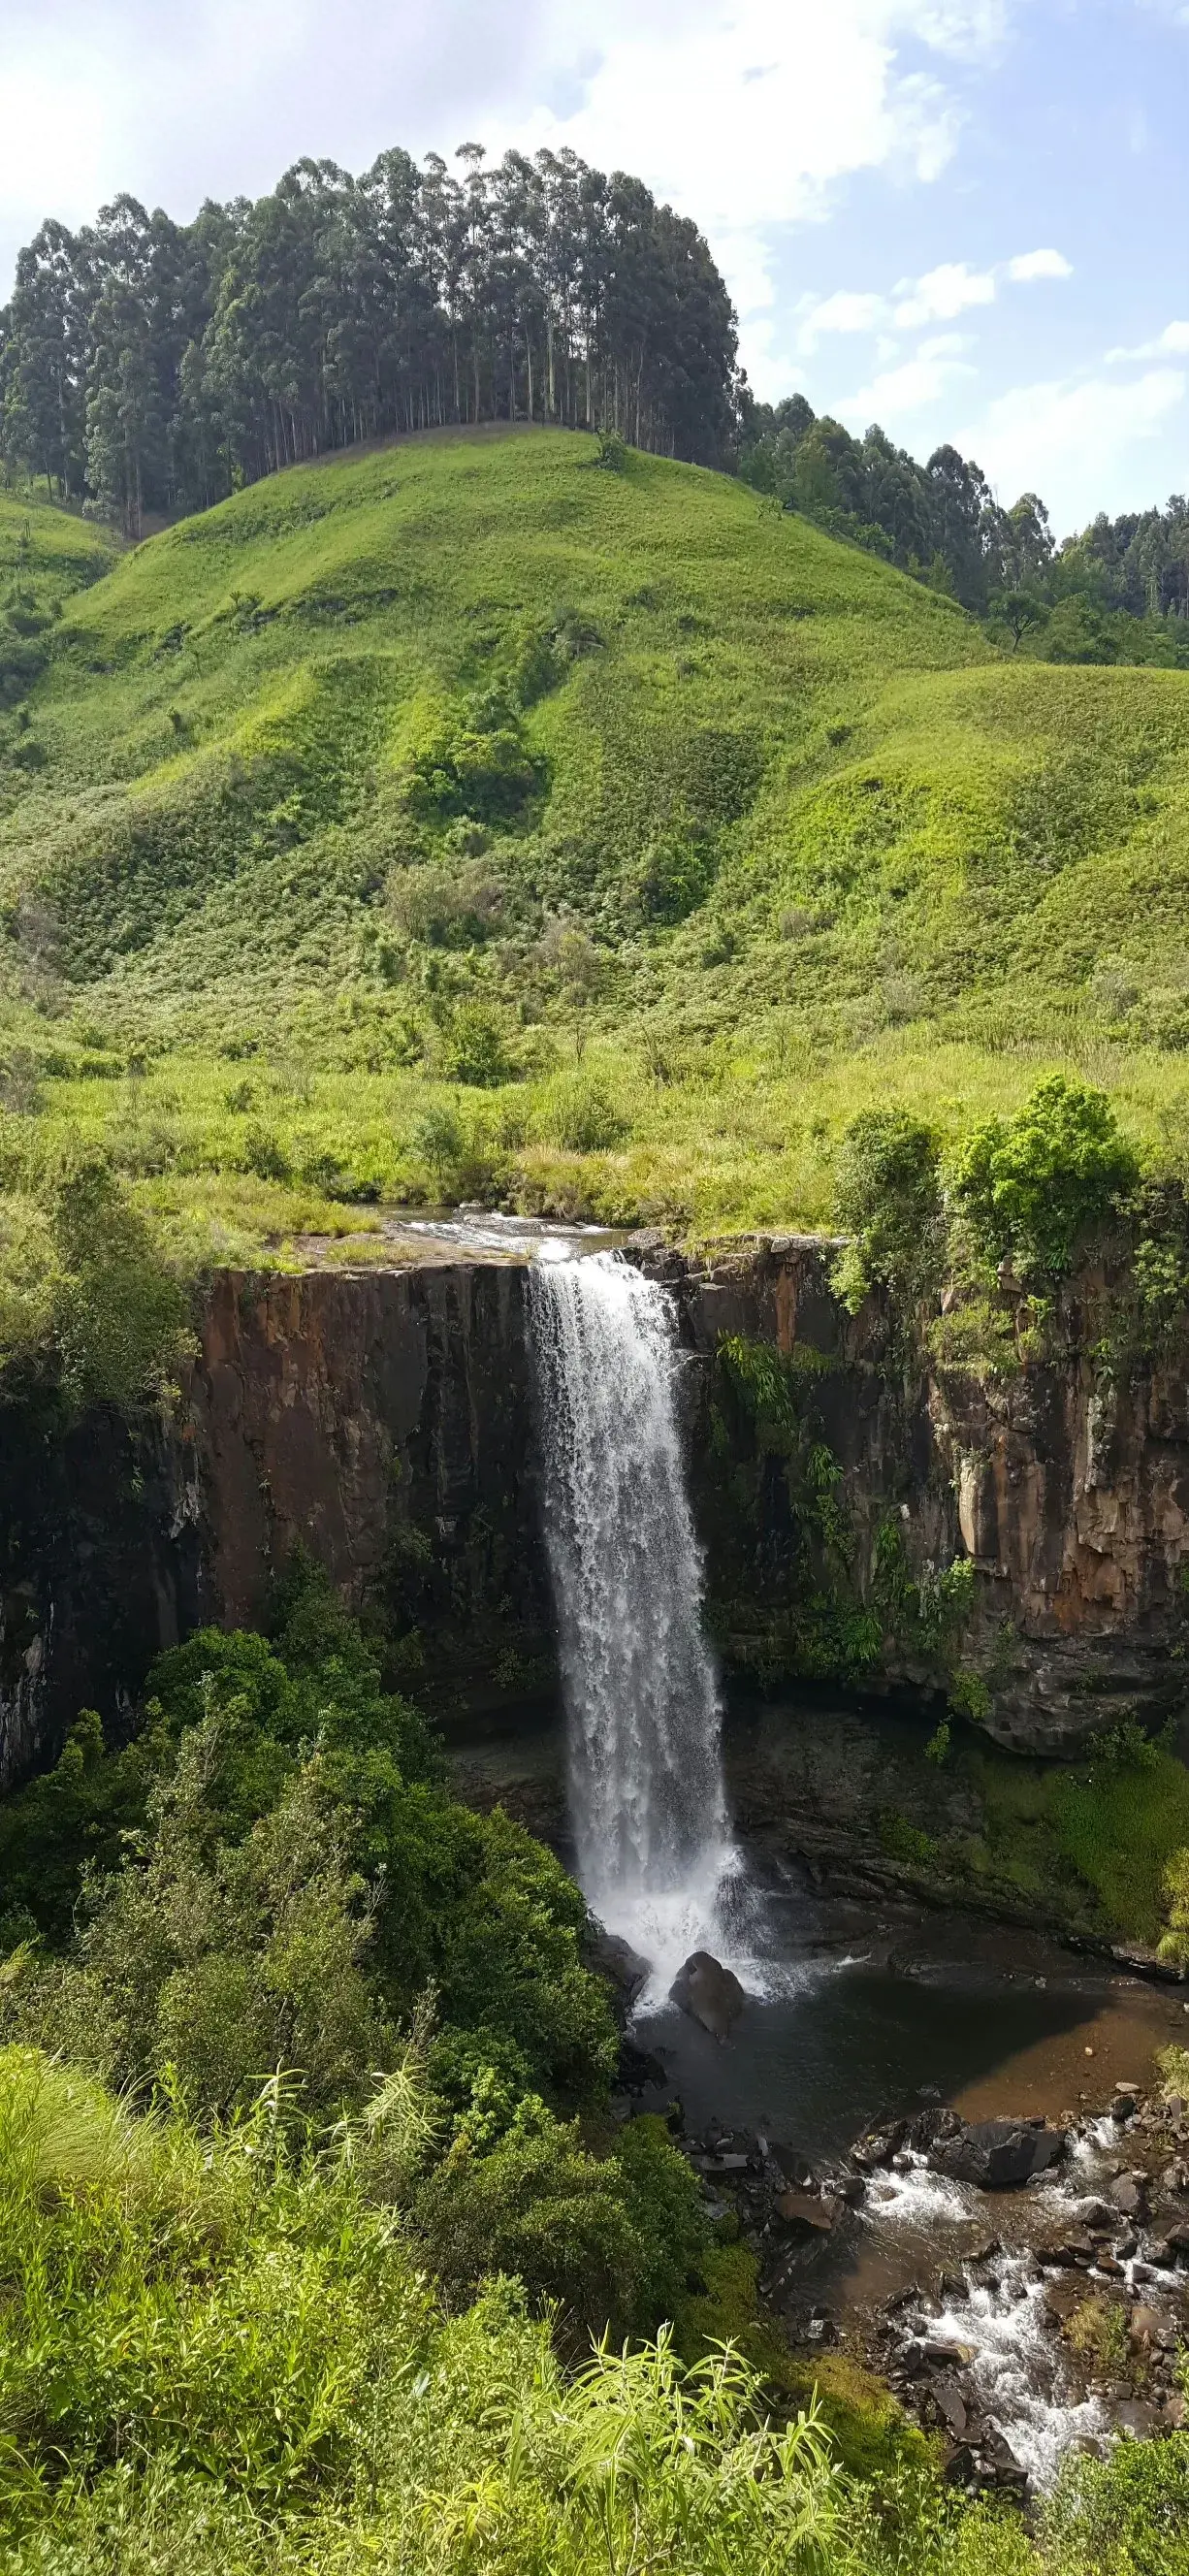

left=0, top=2043, right=862, bottom=2575
left=948, top=1075, right=1138, bottom=1279
left=48, top=1155, right=192, bottom=1408
left=1, top=1571, right=617, bottom=2121
left=1158, top=1846, right=1189, bottom=1970
left=547, top=1076, right=629, bottom=1153
left=831, top=1109, right=944, bottom=1309
left=441, top=1003, right=516, bottom=1088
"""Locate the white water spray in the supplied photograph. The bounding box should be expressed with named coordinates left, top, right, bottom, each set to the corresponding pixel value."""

left=528, top=1250, right=731, bottom=1981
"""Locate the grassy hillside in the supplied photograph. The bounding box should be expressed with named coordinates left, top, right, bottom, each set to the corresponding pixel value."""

left=3, top=425, right=1189, bottom=1256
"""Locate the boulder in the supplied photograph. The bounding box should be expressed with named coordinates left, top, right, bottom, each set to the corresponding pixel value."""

left=776, top=2189, right=839, bottom=2234
left=1129, top=2303, right=1177, bottom=2352
left=587, top=1923, right=651, bottom=2015
left=1037, top=2230, right=1097, bottom=2268
left=1109, top=2174, right=1146, bottom=2219
left=669, top=1949, right=746, bottom=2041
left=929, top=2118, right=1065, bottom=2189
left=852, top=2119, right=906, bottom=2170
left=1116, top=2399, right=1159, bottom=2440
left=929, top=2375, right=969, bottom=2438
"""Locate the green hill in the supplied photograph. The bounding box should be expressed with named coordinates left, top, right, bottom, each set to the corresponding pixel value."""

left=2, top=424, right=1188, bottom=1256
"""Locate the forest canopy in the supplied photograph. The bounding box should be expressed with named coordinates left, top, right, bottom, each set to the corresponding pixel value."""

left=0, top=145, right=739, bottom=528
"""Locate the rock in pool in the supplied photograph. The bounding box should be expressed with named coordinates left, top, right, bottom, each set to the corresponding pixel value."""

left=585, top=1922, right=651, bottom=2014
left=669, top=1949, right=746, bottom=2041
left=929, top=2116, right=1066, bottom=2189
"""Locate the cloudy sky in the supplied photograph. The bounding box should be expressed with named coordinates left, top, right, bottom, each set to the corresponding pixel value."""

left=2, top=0, right=1186, bottom=532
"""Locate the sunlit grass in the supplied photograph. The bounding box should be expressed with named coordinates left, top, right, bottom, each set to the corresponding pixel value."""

left=1, top=429, right=1188, bottom=1263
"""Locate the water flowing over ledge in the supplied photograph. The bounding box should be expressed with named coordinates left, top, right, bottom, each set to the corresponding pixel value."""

left=528, top=1248, right=731, bottom=1987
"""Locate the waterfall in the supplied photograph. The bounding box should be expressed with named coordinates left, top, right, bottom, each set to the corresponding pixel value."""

left=528, top=1249, right=730, bottom=1975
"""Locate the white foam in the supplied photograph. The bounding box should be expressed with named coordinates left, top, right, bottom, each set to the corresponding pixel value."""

left=929, top=2266, right=1110, bottom=2490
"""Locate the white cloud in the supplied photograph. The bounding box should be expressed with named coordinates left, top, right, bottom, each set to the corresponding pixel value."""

left=792, top=243, right=1071, bottom=363
left=0, top=0, right=1012, bottom=388
left=796, top=290, right=890, bottom=350
left=1106, top=319, right=1189, bottom=361
left=1006, top=246, right=1073, bottom=281
left=958, top=368, right=1187, bottom=529
left=840, top=340, right=977, bottom=419
left=891, top=258, right=996, bottom=325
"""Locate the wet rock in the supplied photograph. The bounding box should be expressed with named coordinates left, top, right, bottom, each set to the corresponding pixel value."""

left=852, top=2119, right=906, bottom=2170
left=1038, top=2230, right=1098, bottom=2268
left=922, top=2337, right=978, bottom=2367
left=1109, top=2174, right=1147, bottom=2219
left=1116, top=2399, right=1159, bottom=2440
left=769, top=2141, right=814, bottom=2188
left=618, top=2038, right=668, bottom=2092
left=930, top=2376, right=969, bottom=2437
left=669, top=1950, right=746, bottom=2041
left=1164, top=2219, right=1189, bottom=2260
left=906, top=2105, right=963, bottom=2152
left=588, top=1924, right=651, bottom=2015
left=692, top=2150, right=750, bottom=2174
left=930, top=2117, right=1066, bottom=2189
left=776, top=2189, right=839, bottom=2234
left=1110, top=2085, right=1141, bottom=2121
left=982, top=2429, right=1029, bottom=2493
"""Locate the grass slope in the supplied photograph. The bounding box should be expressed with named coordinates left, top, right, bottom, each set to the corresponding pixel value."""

left=3, top=425, right=1189, bottom=1252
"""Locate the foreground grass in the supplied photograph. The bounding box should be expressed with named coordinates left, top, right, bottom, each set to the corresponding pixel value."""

left=1, top=430, right=1188, bottom=1261
left=4, top=2042, right=1187, bottom=2576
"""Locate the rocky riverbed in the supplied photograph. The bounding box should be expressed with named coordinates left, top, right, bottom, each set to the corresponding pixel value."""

left=612, top=2030, right=1189, bottom=2495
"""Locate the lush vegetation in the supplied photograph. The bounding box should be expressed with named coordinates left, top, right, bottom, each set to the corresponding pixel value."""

left=0, top=428, right=1187, bottom=1351
left=0, top=146, right=737, bottom=530
left=2, top=2028, right=1188, bottom=2570
left=0, top=1566, right=733, bottom=2341
left=740, top=394, right=1189, bottom=666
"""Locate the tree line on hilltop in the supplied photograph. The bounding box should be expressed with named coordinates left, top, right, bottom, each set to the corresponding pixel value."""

left=1, top=139, right=1186, bottom=665
left=739, top=393, right=1189, bottom=664
left=0, top=145, right=737, bottom=527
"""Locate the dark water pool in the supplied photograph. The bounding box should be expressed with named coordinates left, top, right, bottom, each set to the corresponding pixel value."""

left=634, top=1966, right=1104, bottom=2160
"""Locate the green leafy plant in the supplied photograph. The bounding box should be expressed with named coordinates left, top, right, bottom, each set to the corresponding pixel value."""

left=830, top=1109, right=945, bottom=1310
left=948, top=1075, right=1138, bottom=1280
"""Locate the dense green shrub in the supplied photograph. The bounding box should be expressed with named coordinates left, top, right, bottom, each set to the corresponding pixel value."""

left=949, top=1076, right=1138, bottom=1280
left=547, top=1074, right=629, bottom=1153
left=441, top=1002, right=517, bottom=1087
left=831, top=1109, right=945, bottom=1309
left=0, top=1570, right=617, bottom=2122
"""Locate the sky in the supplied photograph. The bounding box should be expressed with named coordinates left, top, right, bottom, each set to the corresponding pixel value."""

left=2, top=0, right=1187, bottom=534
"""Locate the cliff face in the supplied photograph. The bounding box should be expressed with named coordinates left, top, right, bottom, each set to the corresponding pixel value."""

left=3, top=1234, right=1188, bottom=1787
left=666, top=1236, right=1189, bottom=1751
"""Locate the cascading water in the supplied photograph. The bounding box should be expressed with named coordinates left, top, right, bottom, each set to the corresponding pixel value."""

left=528, top=1249, right=731, bottom=1981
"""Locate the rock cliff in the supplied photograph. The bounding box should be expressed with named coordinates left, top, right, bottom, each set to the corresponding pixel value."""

left=2, top=1230, right=1187, bottom=1785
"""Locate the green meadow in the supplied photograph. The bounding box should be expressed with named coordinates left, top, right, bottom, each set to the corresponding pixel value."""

left=3, top=425, right=1189, bottom=1265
